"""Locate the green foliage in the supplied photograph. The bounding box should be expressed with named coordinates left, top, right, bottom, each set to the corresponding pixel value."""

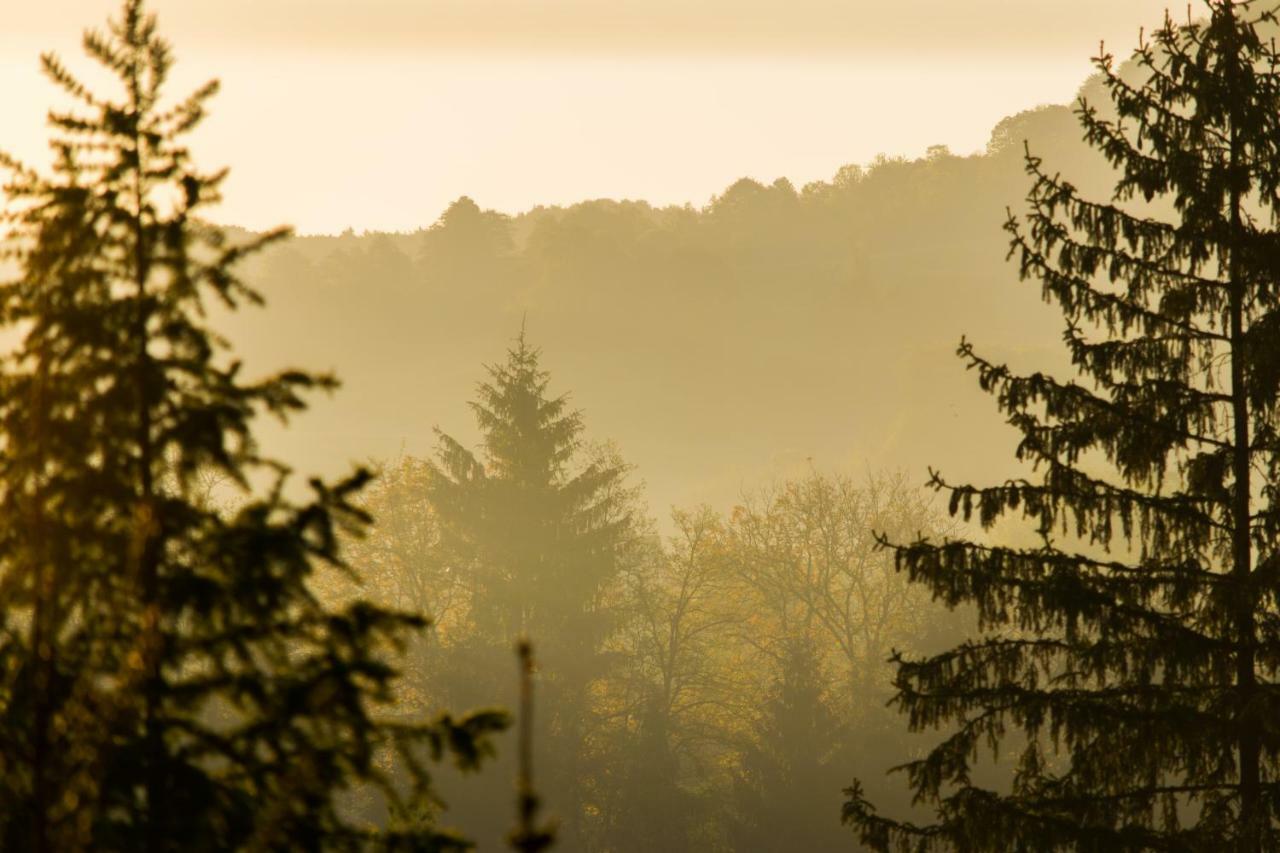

left=845, top=2, right=1280, bottom=850
left=0, top=2, right=504, bottom=849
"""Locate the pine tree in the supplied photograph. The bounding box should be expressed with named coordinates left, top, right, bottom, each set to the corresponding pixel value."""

left=845, top=3, right=1280, bottom=850
left=428, top=332, right=634, bottom=845
left=429, top=331, right=632, bottom=659
left=0, top=2, right=504, bottom=849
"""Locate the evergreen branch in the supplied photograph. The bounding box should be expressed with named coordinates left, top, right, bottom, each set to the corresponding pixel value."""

left=883, top=541, right=1227, bottom=657
left=1060, top=324, right=1216, bottom=390
left=928, top=455, right=1230, bottom=563
left=961, top=340, right=1231, bottom=464
left=1019, top=154, right=1184, bottom=255
left=1091, top=47, right=1230, bottom=147
left=1007, top=224, right=1227, bottom=342
left=877, top=532, right=1223, bottom=585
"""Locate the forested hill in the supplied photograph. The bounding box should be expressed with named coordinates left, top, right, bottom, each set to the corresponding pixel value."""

left=225, top=97, right=1119, bottom=517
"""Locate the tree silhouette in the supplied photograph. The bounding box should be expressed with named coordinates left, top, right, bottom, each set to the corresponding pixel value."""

left=0, top=2, right=503, bottom=848
left=846, top=3, right=1280, bottom=850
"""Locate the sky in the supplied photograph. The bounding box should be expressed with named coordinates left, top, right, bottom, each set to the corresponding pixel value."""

left=0, top=0, right=1177, bottom=234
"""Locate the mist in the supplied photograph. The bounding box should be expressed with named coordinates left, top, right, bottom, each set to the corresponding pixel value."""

left=2, top=1, right=1277, bottom=851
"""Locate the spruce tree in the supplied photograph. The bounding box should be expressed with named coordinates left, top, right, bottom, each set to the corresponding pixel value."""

left=845, top=2, right=1280, bottom=850
left=0, top=2, right=503, bottom=849
left=429, top=331, right=632, bottom=664
left=732, top=638, right=849, bottom=853
left=607, top=691, right=700, bottom=853
left=428, top=332, right=634, bottom=845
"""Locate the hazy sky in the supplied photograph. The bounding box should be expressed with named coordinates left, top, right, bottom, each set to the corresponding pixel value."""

left=1, top=1, right=1175, bottom=233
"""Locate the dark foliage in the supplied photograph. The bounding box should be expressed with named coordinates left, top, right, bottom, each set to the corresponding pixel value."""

left=0, top=2, right=505, bottom=849
left=731, top=638, right=851, bottom=853
left=845, top=2, right=1280, bottom=850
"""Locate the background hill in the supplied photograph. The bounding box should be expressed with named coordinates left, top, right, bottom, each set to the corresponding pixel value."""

left=223, top=93, right=1119, bottom=517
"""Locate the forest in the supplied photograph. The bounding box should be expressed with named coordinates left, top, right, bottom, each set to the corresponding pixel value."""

left=6, top=0, right=1280, bottom=850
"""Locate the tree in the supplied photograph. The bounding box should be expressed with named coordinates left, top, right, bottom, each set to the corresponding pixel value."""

left=0, top=2, right=503, bottom=848
left=342, top=454, right=466, bottom=691
left=718, top=472, right=952, bottom=849
left=429, top=331, right=633, bottom=663
left=731, top=637, right=850, bottom=853
left=727, top=471, right=948, bottom=704
left=603, top=507, right=737, bottom=853
left=416, top=196, right=516, bottom=306
left=846, top=3, right=1280, bottom=850
left=427, top=332, right=637, bottom=848
left=590, top=473, right=954, bottom=852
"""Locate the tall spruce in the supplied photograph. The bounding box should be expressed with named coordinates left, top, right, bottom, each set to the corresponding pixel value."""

left=0, top=2, right=503, bottom=849
left=845, top=3, right=1280, bottom=850
left=428, top=332, right=633, bottom=846
left=429, top=332, right=630, bottom=655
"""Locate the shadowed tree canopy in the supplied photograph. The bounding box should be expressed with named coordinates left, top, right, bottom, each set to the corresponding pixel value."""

left=731, top=636, right=849, bottom=853
left=846, top=2, right=1280, bottom=850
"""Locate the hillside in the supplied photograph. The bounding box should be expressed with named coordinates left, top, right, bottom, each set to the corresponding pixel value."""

left=222, top=97, right=1119, bottom=517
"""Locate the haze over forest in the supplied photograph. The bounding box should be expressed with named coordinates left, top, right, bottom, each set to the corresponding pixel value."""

left=6, top=1, right=1278, bottom=851
left=205, top=15, right=1162, bottom=846
left=222, top=98, right=1107, bottom=526
left=0, top=2, right=1176, bottom=520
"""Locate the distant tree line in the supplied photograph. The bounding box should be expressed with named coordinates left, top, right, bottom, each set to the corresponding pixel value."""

left=214, top=83, right=1121, bottom=516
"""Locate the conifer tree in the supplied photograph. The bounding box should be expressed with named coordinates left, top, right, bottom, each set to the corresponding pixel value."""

left=732, top=638, right=848, bottom=853
left=845, top=2, right=1280, bottom=850
left=0, top=2, right=503, bottom=849
left=429, top=332, right=632, bottom=662
left=606, top=691, right=700, bottom=853
left=428, top=332, right=634, bottom=844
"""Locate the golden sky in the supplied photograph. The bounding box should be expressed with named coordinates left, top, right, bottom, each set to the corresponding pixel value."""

left=1, top=1, right=1177, bottom=232
left=5, top=1, right=1181, bottom=56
